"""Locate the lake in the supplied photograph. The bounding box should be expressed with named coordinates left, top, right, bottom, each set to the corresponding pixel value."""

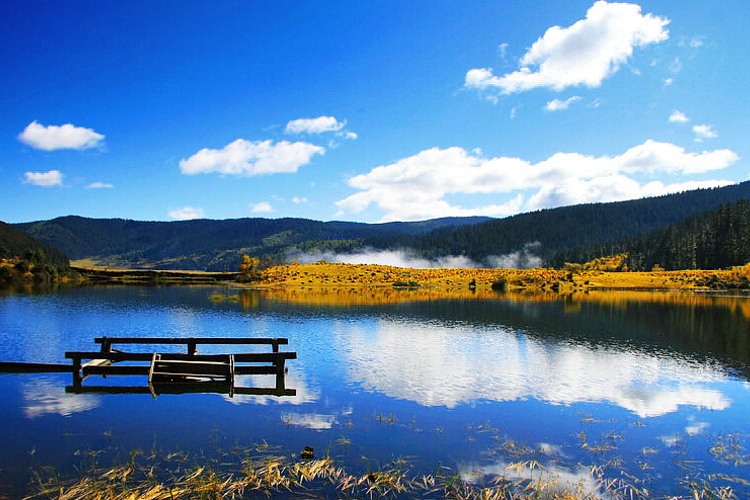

left=1, top=285, right=749, bottom=498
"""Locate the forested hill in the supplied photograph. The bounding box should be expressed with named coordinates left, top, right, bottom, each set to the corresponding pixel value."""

left=0, top=221, right=69, bottom=268
left=550, top=199, right=750, bottom=271
left=365, top=181, right=750, bottom=264
left=14, top=215, right=491, bottom=270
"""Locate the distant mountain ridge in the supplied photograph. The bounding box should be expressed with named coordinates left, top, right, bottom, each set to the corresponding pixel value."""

left=13, top=181, right=750, bottom=271
left=366, top=181, right=750, bottom=266
left=15, top=216, right=492, bottom=271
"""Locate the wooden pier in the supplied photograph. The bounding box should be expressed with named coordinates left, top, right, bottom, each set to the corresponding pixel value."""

left=0, top=336, right=296, bottom=398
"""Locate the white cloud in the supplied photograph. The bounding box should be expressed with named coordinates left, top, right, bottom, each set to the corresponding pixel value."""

left=291, top=196, right=307, bottom=204
left=251, top=201, right=274, bottom=213
left=85, top=182, right=113, bottom=189
left=663, top=77, right=674, bottom=86
left=545, top=96, right=581, bottom=111
left=343, top=131, right=358, bottom=140
left=23, top=170, right=63, bottom=187
left=669, top=110, right=689, bottom=123
left=179, top=139, right=324, bottom=176
left=336, top=140, right=738, bottom=222
left=285, top=116, right=345, bottom=134
left=168, top=206, right=205, bottom=220
left=693, top=124, right=717, bottom=142
left=18, top=121, right=104, bottom=151
left=465, top=1, right=669, bottom=94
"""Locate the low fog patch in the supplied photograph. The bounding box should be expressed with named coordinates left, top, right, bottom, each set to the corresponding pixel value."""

left=286, top=247, right=482, bottom=269
left=486, top=242, right=542, bottom=269
left=286, top=242, right=544, bottom=269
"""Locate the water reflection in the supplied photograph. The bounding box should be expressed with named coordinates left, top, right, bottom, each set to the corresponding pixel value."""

left=340, top=319, right=730, bottom=416
left=21, top=375, right=99, bottom=418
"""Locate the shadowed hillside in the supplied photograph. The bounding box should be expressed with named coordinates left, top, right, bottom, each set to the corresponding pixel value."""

left=15, top=216, right=491, bottom=271
left=366, top=181, right=750, bottom=265
left=0, top=220, right=69, bottom=268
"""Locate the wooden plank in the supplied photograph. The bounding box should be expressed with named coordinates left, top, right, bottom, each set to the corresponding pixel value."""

left=152, top=372, right=228, bottom=380
left=153, top=362, right=230, bottom=376
left=148, top=353, right=158, bottom=399
left=67, top=385, right=297, bottom=397
left=0, top=362, right=73, bottom=373
left=82, top=358, right=111, bottom=368
left=84, top=365, right=150, bottom=376
left=234, top=365, right=277, bottom=375
left=66, top=351, right=295, bottom=363
left=93, top=337, right=288, bottom=345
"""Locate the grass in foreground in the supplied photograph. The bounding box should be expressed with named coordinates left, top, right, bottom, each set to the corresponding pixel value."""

left=25, top=440, right=745, bottom=500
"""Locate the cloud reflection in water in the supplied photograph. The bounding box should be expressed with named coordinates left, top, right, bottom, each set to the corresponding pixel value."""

left=22, top=376, right=100, bottom=418
left=341, top=319, right=730, bottom=417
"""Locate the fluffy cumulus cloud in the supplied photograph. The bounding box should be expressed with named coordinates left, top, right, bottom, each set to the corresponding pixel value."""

left=23, top=170, right=63, bottom=187
left=335, top=140, right=738, bottom=222
left=545, top=96, right=581, bottom=111
left=168, top=206, right=205, bottom=220
left=465, top=1, right=669, bottom=95
left=251, top=201, right=274, bottom=213
left=18, top=121, right=104, bottom=151
left=285, top=115, right=357, bottom=140
left=179, top=139, right=324, bottom=176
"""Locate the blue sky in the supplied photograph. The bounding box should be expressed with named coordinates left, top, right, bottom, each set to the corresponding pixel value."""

left=2, top=0, right=749, bottom=224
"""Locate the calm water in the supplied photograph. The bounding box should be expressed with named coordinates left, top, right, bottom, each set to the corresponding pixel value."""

left=1, top=285, right=750, bottom=498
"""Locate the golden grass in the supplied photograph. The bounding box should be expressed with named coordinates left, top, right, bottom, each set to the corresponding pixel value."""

left=253, top=263, right=741, bottom=293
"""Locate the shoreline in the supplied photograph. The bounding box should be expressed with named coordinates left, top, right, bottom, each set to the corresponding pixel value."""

left=64, top=262, right=749, bottom=293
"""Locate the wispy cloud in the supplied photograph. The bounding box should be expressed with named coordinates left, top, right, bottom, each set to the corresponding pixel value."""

left=544, top=96, right=581, bottom=111
left=336, top=140, right=738, bottom=222
left=285, top=115, right=357, bottom=141
left=179, top=139, right=324, bottom=176
left=285, top=116, right=345, bottom=134
left=693, top=124, right=717, bottom=142
left=85, top=182, right=113, bottom=189
left=465, top=1, right=669, bottom=95
left=23, top=170, right=63, bottom=187
left=668, top=110, right=689, bottom=123
left=168, top=206, right=205, bottom=220
left=18, top=121, right=104, bottom=151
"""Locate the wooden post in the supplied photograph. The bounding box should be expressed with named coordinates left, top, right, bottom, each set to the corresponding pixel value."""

left=275, top=357, right=285, bottom=393
left=100, top=337, right=111, bottom=353
left=71, top=355, right=82, bottom=387
left=272, top=340, right=279, bottom=353
left=229, top=354, right=235, bottom=399
left=187, top=339, right=197, bottom=355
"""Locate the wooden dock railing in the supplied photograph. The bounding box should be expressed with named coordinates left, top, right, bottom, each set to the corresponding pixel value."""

left=64, top=337, right=296, bottom=398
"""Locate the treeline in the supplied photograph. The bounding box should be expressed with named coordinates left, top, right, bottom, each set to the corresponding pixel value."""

left=0, top=220, right=75, bottom=285
left=364, top=182, right=750, bottom=264
left=550, top=199, right=750, bottom=271
left=15, top=216, right=490, bottom=271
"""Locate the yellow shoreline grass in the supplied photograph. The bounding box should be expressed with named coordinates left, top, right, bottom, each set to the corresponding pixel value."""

left=253, top=262, right=738, bottom=293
